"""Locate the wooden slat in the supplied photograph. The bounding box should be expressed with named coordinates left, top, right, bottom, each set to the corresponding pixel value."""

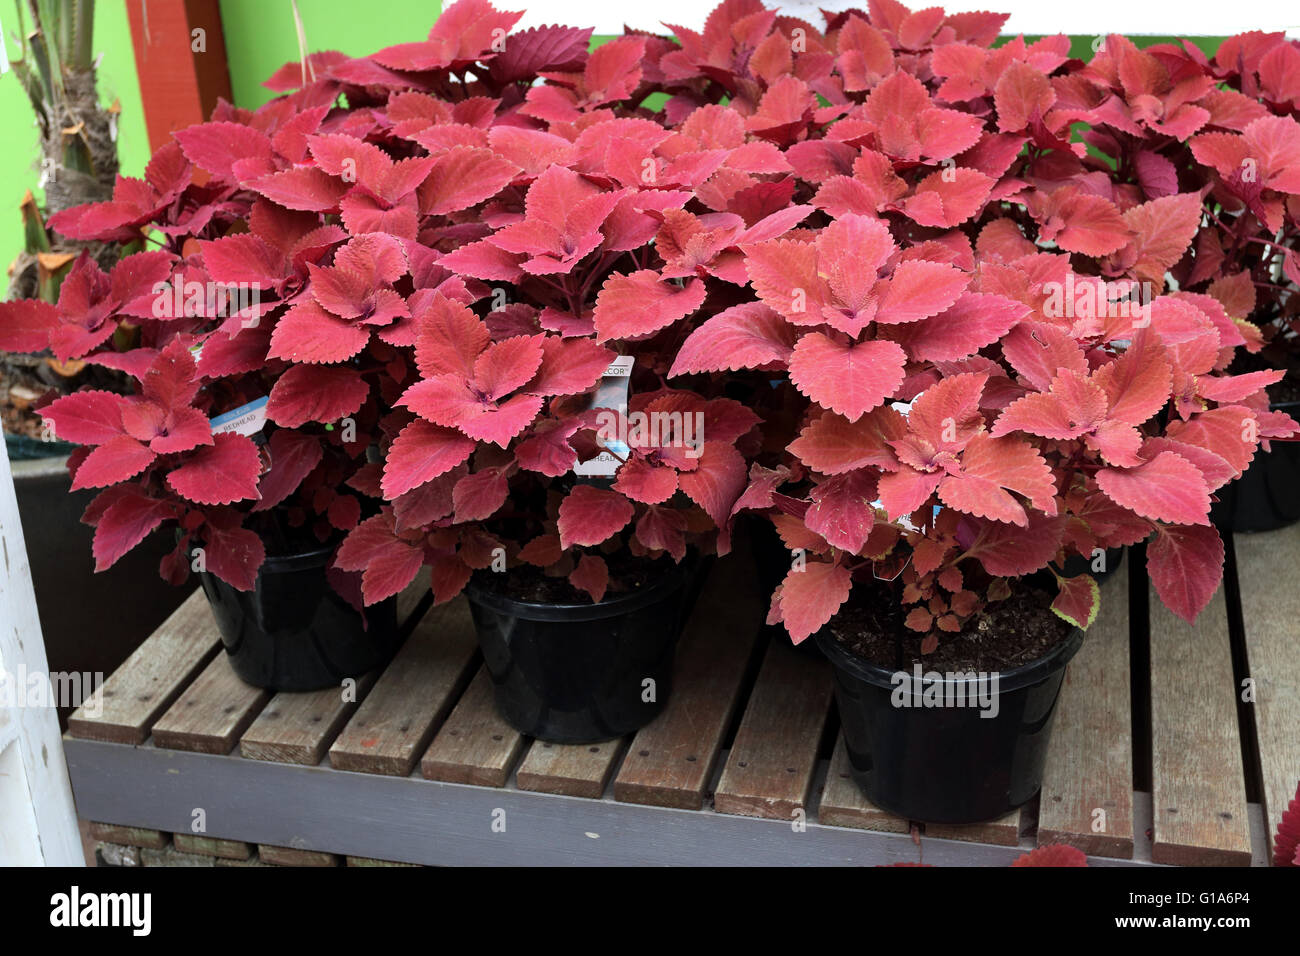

left=926, top=809, right=1022, bottom=846
left=420, top=667, right=525, bottom=787
left=67, top=590, right=216, bottom=743
left=1037, top=567, right=1135, bottom=857
left=346, top=856, right=419, bottom=866
left=234, top=562, right=429, bottom=765
left=87, top=822, right=167, bottom=849
left=817, top=736, right=910, bottom=833
left=1148, top=583, right=1252, bottom=865
left=329, top=599, right=478, bottom=775
left=151, top=654, right=270, bottom=754
left=396, top=576, right=431, bottom=627
left=257, top=845, right=340, bottom=867
left=152, top=574, right=428, bottom=756
left=612, top=555, right=764, bottom=810
left=516, top=739, right=625, bottom=798
left=239, top=672, right=377, bottom=765
left=714, top=639, right=833, bottom=820
left=172, top=833, right=253, bottom=860
left=1233, top=524, right=1300, bottom=863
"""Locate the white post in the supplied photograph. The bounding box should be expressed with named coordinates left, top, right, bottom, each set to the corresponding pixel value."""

left=0, top=446, right=83, bottom=866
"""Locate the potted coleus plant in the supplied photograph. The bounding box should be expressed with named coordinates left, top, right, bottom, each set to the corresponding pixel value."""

left=2, top=0, right=631, bottom=692
left=1060, top=30, right=1300, bottom=532
left=660, top=0, right=1297, bottom=822
left=309, top=11, right=801, bottom=740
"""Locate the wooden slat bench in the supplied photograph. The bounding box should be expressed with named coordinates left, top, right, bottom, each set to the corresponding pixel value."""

left=66, top=528, right=1293, bottom=867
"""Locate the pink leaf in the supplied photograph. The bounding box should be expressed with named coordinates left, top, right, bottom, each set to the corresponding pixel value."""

left=776, top=560, right=852, bottom=644
left=1147, top=524, right=1224, bottom=623
left=789, top=335, right=906, bottom=422
left=557, top=484, right=634, bottom=549
left=166, top=433, right=263, bottom=505
left=1097, top=452, right=1211, bottom=526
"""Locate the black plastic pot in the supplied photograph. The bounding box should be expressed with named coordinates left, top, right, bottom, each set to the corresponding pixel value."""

left=1210, top=400, right=1300, bottom=534
left=465, top=559, right=697, bottom=743
left=1060, top=545, right=1124, bottom=582
left=199, top=545, right=400, bottom=692
left=816, top=622, right=1085, bottom=824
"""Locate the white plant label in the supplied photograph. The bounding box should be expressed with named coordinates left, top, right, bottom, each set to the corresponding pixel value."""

left=574, top=356, right=633, bottom=477
left=210, top=396, right=269, bottom=438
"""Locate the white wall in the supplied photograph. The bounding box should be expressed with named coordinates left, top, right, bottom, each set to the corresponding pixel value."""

left=513, top=0, right=1300, bottom=38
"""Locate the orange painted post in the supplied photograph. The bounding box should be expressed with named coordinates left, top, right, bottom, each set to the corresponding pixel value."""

left=126, top=0, right=234, bottom=152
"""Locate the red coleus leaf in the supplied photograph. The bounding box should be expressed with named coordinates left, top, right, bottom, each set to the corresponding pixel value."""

left=248, top=165, right=349, bottom=212
left=202, top=522, right=266, bottom=592
left=266, top=365, right=369, bottom=427
left=669, top=302, right=796, bottom=376
left=519, top=534, right=564, bottom=567
left=964, top=510, right=1067, bottom=577
left=789, top=407, right=907, bottom=475
left=1038, top=190, right=1132, bottom=256
left=788, top=335, right=907, bottom=422
left=1011, top=845, right=1088, bottom=867
left=252, top=430, right=324, bottom=512
left=42, top=390, right=127, bottom=444
left=635, top=506, right=688, bottom=561
left=1092, top=333, right=1173, bottom=426
left=381, top=419, right=477, bottom=498
left=70, top=435, right=157, bottom=490
left=335, top=512, right=424, bottom=605
left=874, top=259, right=972, bottom=325
left=677, top=442, right=747, bottom=528
left=122, top=403, right=213, bottom=455
left=0, top=299, right=58, bottom=352
left=174, top=121, right=273, bottom=182
left=403, top=375, right=544, bottom=446
left=774, top=560, right=853, bottom=644
left=473, top=335, right=545, bottom=399
left=452, top=469, right=509, bottom=522
left=569, top=553, right=610, bottom=603
left=430, top=553, right=473, bottom=606
left=1146, top=523, right=1224, bottom=624
left=593, top=272, right=707, bottom=342
left=91, top=490, right=174, bottom=571
left=1096, top=452, right=1210, bottom=527
left=1051, top=573, right=1101, bottom=630
left=557, top=484, right=634, bottom=549
left=414, top=293, right=491, bottom=378
left=525, top=338, right=615, bottom=396
left=1274, top=782, right=1300, bottom=868
left=937, top=433, right=1057, bottom=527
left=418, top=145, right=520, bottom=216
left=269, top=299, right=372, bottom=364
left=883, top=292, right=1027, bottom=362
left=614, top=456, right=679, bottom=505
left=805, top=471, right=877, bottom=554
left=166, top=433, right=263, bottom=505
left=901, top=168, right=994, bottom=227
left=994, top=61, right=1056, bottom=132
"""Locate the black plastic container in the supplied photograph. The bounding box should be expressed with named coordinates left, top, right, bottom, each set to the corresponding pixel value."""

left=816, top=623, right=1085, bottom=824
left=1210, top=400, right=1300, bottom=533
left=1060, top=545, right=1124, bottom=582
left=465, top=559, right=697, bottom=743
left=200, top=545, right=400, bottom=691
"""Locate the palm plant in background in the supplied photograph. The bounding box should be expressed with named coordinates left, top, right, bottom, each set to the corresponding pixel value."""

left=4, top=0, right=125, bottom=448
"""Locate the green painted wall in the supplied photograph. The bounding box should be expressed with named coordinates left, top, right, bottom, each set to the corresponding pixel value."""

left=1, top=1, right=149, bottom=295
left=219, top=0, right=443, bottom=108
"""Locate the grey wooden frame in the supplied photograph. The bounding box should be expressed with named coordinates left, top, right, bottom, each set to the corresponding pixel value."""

left=64, top=737, right=1190, bottom=867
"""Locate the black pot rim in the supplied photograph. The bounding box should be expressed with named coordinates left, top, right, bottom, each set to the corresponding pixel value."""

left=259, top=543, right=335, bottom=574
left=814, top=618, right=1085, bottom=695
left=466, top=557, right=693, bottom=622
